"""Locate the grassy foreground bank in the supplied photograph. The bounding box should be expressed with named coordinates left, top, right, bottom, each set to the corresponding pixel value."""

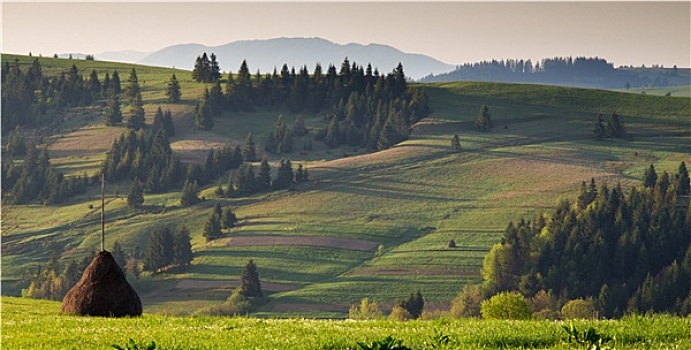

left=2, top=297, right=690, bottom=349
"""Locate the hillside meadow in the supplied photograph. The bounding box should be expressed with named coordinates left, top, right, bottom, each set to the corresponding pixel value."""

left=2, top=297, right=691, bottom=349
left=1, top=54, right=690, bottom=317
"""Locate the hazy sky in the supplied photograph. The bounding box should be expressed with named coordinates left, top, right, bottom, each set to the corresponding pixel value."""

left=2, top=1, right=690, bottom=68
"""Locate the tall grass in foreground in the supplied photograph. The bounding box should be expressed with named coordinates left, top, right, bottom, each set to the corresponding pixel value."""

left=2, top=297, right=690, bottom=349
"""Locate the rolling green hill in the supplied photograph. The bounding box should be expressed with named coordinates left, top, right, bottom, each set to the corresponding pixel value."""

left=2, top=54, right=690, bottom=318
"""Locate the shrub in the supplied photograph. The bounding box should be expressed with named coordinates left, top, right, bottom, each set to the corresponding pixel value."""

left=388, top=305, right=413, bottom=321
left=450, top=284, right=486, bottom=318
left=529, top=289, right=561, bottom=319
left=349, top=298, right=383, bottom=320
left=561, top=298, right=598, bottom=319
left=480, top=292, right=531, bottom=320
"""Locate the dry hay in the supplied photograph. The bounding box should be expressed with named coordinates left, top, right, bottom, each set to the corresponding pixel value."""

left=61, top=251, right=142, bottom=317
left=227, top=235, right=378, bottom=251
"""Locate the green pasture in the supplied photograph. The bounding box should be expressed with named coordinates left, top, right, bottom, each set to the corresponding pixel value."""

left=2, top=297, right=691, bottom=349
left=2, top=55, right=690, bottom=317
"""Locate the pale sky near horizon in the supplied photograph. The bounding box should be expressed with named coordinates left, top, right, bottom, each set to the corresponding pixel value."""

left=2, top=1, right=690, bottom=68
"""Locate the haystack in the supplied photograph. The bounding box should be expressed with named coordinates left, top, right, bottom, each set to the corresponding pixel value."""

left=61, top=251, right=142, bottom=317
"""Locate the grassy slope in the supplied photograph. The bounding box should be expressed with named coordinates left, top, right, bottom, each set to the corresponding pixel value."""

left=3, top=297, right=691, bottom=349
left=2, top=55, right=690, bottom=317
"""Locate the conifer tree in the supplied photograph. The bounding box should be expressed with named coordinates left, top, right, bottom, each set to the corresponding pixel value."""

left=643, top=164, right=658, bottom=189
left=221, top=207, right=238, bottom=231
left=88, top=69, right=101, bottom=98
left=474, top=104, right=493, bottom=131
left=153, top=106, right=164, bottom=131
left=103, top=91, right=123, bottom=126
left=451, top=134, right=461, bottom=152
left=125, top=68, right=141, bottom=102
left=273, top=159, right=294, bottom=190
left=194, top=100, right=214, bottom=130
left=203, top=212, right=222, bottom=242
left=127, top=179, right=144, bottom=209
left=239, top=259, right=263, bottom=298
left=243, top=131, right=259, bottom=162
left=173, top=225, right=193, bottom=266
left=143, top=225, right=174, bottom=272
left=166, top=74, right=181, bottom=103
left=180, top=180, right=199, bottom=207
left=6, top=125, right=27, bottom=157
left=111, top=70, right=122, bottom=95
left=292, top=114, right=307, bottom=137
left=103, top=72, right=112, bottom=94
left=162, top=109, right=176, bottom=137
left=295, top=164, right=309, bottom=183
left=127, top=91, right=145, bottom=130
left=209, top=53, right=221, bottom=82
left=606, top=111, right=625, bottom=138
left=399, top=289, right=424, bottom=319
left=675, top=161, right=690, bottom=196
left=256, top=158, right=272, bottom=191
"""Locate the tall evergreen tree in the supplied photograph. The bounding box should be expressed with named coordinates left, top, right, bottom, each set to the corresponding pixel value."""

left=209, top=53, right=221, bottom=82
left=166, top=74, right=181, bottom=103
left=180, top=180, right=199, bottom=207
left=605, top=111, right=625, bottom=138
left=643, top=164, right=658, bottom=189
left=143, top=226, right=174, bottom=272
left=125, top=68, right=141, bottom=102
left=474, top=104, right=493, bottom=131
left=111, top=70, right=122, bottom=95
left=194, top=100, right=214, bottom=130
left=103, top=91, right=123, bottom=126
left=127, top=91, right=146, bottom=130
left=5, top=125, right=27, bottom=157
left=239, top=259, right=263, bottom=298
left=203, top=211, right=222, bottom=242
left=152, top=106, right=164, bottom=131
left=256, top=158, right=272, bottom=191
left=242, top=131, right=259, bottom=162
left=88, top=69, right=101, bottom=98
left=127, top=179, right=144, bottom=209
left=162, top=109, right=176, bottom=137
left=675, top=161, right=690, bottom=196
left=221, top=207, right=238, bottom=231
left=273, top=159, right=294, bottom=190
left=173, top=225, right=193, bottom=266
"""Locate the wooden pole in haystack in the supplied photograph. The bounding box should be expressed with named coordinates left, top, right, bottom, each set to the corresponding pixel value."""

left=61, top=172, right=142, bottom=317
left=101, top=173, right=105, bottom=252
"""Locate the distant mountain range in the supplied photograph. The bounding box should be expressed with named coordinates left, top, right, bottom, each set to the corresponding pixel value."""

left=135, top=37, right=454, bottom=80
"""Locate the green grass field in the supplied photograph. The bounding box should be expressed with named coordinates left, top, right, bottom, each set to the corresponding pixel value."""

left=3, top=297, right=691, bottom=349
left=2, top=55, right=690, bottom=317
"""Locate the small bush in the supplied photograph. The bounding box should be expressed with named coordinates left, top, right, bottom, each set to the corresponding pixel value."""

left=481, top=292, right=531, bottom=320
left=388, top=305, right=413, bottom=321
left=450, top=284, right=486, bottom=318
left=349, top=298, right=383, bottom=320
left=561, top=298, right=598, bottom=319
